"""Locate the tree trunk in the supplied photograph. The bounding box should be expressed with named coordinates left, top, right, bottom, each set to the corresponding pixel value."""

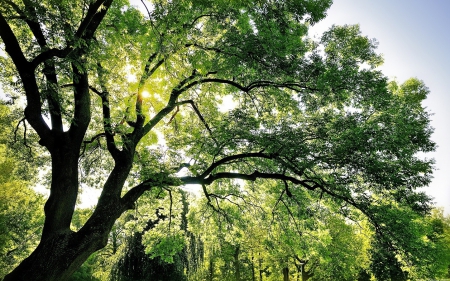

left=300, top=263, right=313, bottom=281
left=283, top=267, right=289, bottom=281
left=3, top=230, right=106, bottom=281
left=208, top=257, right=214, bottom=281
left=251, top=256, right=256, bottom=281
left=4, top=144, right=133, bottom=281
left=234, top=245, right=241, bottom=281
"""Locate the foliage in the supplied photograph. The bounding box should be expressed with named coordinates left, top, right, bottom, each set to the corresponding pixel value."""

left=0, top=104, right=44, bottom=279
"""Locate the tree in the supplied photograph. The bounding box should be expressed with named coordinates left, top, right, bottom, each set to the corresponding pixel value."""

left=369, top=207, right=450, bottom=281
left=0, top=0, right=435, bottom=280
left=0, top=103, right=44, bottom=279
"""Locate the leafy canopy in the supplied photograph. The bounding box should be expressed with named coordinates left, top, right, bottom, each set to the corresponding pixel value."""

left=0, top=0, right=437, bottom=279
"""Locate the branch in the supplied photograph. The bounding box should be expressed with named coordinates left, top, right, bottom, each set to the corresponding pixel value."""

left=13, top=118, right=32, bottom=156
left=200, top=184, right=234, bottom=225
left=31, top=48, right=73, bottom=68
left=135, top=54, right=165, bottom=129
left=67, top=59, right=91, bottom=146
left=120, top=174, right=180, bottom=210
left=139, top=70, right=201, bottom=138
left=20, top=0, right=65, bottom=131
left=198, top=152, right=276, bottom=178
left=92, top=63, right=120, bottom=158
left=180, top=170, right=319, bottom=190
left=21, top=0, right=47, bottom=47
left=75, top=0, right=113, bottom=40
left=195, top=78, right=317, bottom=93
left=79, top=133, right=106, bottom=157
left=138, top=52, right=164, bottom=90
left=173, top=99, right=218, bottom=145
left=282, top=197, right=304, bottom=235
left=0, top=12, right=51, bottom=143
left=32, top=0, right=113, bottom=68
left=0, top=12, right=29, bottom=77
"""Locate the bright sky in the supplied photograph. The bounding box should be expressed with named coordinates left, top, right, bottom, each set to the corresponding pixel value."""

left=308, top=0, right=450, bottom=214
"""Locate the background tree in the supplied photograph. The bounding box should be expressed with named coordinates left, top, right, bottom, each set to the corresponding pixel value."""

left=0, top=0, right=437, bottom=280
left=0, top=103, right=44, bottom=279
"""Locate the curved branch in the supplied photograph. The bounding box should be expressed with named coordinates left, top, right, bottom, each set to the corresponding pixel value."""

left=31, top=48, right=73, bottom=68
left=0, top=12, right=30, bottom=76
left=120, top=174, right=180, bottom=210
left=13, top=118, right=32, bottom=156
left=79, top=133, right=106, bottom=157
left=195, top=78, right=317, bottom=93
left=139, top=70, right=200, bottom=138
left=0, top=12, right=51, bottom=143
left=198, top=152, right=276, bottom=178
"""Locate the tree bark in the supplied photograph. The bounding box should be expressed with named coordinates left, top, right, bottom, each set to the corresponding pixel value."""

left=283, top=266, right=289, bottom=281
left=4, top=230, right=105, bottom=281
left=234, top=245, right=241, bottom=281
left=4, top=149, right=132, bottom=281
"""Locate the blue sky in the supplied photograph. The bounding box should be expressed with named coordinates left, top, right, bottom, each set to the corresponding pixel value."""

left=309, top=0, right=450, bottom=214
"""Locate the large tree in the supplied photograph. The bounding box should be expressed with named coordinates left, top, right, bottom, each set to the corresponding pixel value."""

left=0, top=0, right=435, bottom=280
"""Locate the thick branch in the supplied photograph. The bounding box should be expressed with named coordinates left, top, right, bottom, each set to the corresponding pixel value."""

left=67, top=60, right=91, bottom=147
left=15, top=0, right=64, bottom=131
left=0, top=11, right=51, bottom=143
left=30, top=0, right=113, bottom=69
left=139, top=70, right=200, bottom=138
left=75, top=0, right=113, bottom=40
left=31, top=47, right=73, bottom=68
left=120, top=174, right=180, bottom=210
left=21, top=0, right=47, bottom=46
left=92, top=64, right=120, bottom=158
left=0, top=12, right=29, bottom=76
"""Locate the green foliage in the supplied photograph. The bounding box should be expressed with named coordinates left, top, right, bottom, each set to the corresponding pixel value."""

left=68, top=254, right=101, bottom=281
left=0, top=105, right=44, bottom=279
left=0, top=0, right=442, bottom=280
left=0, top=180, right=44, bottom=278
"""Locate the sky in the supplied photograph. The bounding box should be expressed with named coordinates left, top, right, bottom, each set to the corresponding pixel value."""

left=308, top=0, right=450, bottom=214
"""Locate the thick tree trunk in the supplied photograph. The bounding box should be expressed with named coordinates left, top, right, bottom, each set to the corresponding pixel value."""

left=4, top=143, right=133, bottom=281
left=4, top=230, right=105, bottom=281
left=4, top=191, right=125, bottom=281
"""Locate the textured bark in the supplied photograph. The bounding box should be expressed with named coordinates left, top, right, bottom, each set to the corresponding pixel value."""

left=4, top=144, right=132, bottom=281
left=4, top=230, right=104, bottom=281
